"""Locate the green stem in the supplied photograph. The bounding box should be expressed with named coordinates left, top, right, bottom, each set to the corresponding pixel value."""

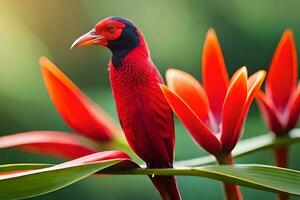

left=216, top=154, right=243, bottom=200
left=113, top=136, right=131, bottom=151
left=98, top=136, right=132, bottom=154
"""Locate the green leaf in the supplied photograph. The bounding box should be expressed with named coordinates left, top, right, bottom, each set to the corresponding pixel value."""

left=0, top=164, right=53, bottom=173
left=107, top=164, right=300, bottom=195
left=200, top=164, right=300, bottom=195
left=176, top=130, right=300, bottom=167
left=1, top=162, right=300, bottom=199
left=0, top=159, right=123, bottom=200
left=2, top=130, right=300, bottom=199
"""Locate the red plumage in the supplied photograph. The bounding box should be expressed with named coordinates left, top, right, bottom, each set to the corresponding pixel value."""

left=109, top=31, right=180, bottom=200
left=72, top=17, right=181, bottom=200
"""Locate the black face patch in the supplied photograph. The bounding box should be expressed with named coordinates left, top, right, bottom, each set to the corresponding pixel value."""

left=107, top=17, right=140, bottom=67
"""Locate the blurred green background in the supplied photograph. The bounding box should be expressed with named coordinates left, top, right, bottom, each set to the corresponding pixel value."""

left=1, top=0, right=300, bottom=199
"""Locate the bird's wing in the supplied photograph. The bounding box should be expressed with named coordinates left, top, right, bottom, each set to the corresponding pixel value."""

left=145, top=82, right=175, bottom=163
left=137, top=62, right=175, bottom=164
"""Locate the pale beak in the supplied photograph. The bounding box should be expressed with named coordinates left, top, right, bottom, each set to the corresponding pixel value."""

left=71, top=29, right=104, bottom=49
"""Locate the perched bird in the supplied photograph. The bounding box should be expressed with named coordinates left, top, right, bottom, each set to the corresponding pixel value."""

left=71, top=17, right=181, bottom=200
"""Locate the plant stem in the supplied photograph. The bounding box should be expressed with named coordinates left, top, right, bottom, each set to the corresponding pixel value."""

left=274, top=145, right=289, bottom=168
left=275, top=145, right=289, bottom=200
left=217, top=154, right=243, bottom=200
left=277, top=193, right=289, bottom=200
left=99, top=136, right=132, bottom=154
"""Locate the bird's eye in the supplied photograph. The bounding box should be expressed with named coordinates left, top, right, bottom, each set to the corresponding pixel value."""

left=105, top=25, right=117, bottom=34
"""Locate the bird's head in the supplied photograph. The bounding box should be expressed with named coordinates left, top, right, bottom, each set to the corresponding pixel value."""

left=71, top=17, right=140, bottom=53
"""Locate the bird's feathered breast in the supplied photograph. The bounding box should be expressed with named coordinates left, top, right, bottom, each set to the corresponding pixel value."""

left=108, top=59, right=175, bottom=166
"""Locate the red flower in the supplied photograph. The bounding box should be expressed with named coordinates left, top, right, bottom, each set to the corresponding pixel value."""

left=256, top=30, right=300, bottom=136
left=0, top=57, right=123, bottom=159
left=40, top=57, right=121, bottom=141
left=160, top=29, right=266, bottom=158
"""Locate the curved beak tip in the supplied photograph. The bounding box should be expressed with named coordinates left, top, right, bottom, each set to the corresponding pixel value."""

left=70, top=35, right=85, bottom=50
left=70, top=41, right=78, bottom=50
left=70, top=29, right=103, bottom=50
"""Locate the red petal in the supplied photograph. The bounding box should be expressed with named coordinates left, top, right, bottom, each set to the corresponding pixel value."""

left=166, top=69, right=210, bottom=124
left=202, top=29, right=230, bottom=124
left=221, top=67, right=248, bottom=153
left=40, top=57, right=121, bottom=141
left=0, top=131, right=97, bottom=159
left=256, top=91, right=284, bottom=136
left=229, top=70, right=266, bottom=150
left=160, top=85, right=221, bottom=155
left=266, top=30, right=298, bottom=112
left=287, top=83, right=300, bottom=131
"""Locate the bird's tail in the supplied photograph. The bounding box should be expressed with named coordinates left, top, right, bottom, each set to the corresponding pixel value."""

left=150, top=175, right=181, bottom=200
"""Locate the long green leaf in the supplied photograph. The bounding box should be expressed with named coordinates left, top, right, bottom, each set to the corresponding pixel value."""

left=201, top=165, right=300, bottom=195
left=0, top=159, right=123, bottom=200
left=0, top=164, right=53, bottom=173
left=1, top=162, right=300, bottom=199
left=1, top=130, right=300, bottom=199
left=107, top=164, right=300, bottom=195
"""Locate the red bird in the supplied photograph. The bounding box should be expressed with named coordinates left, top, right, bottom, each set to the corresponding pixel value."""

left=71, top=17, right=181, bottom=200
